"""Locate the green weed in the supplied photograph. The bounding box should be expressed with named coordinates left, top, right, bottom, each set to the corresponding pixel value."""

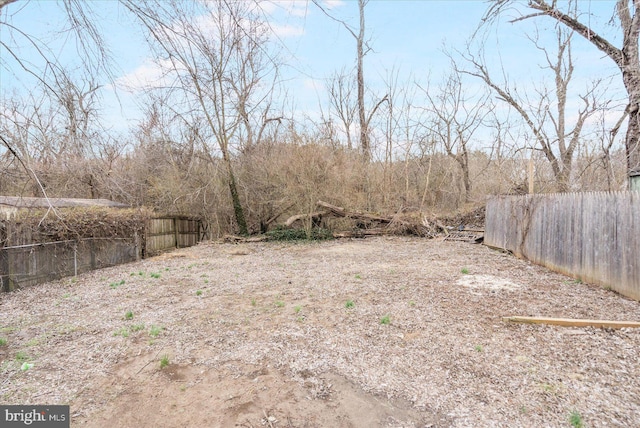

left=160, top=355, right=170, bottom=369
left=265, top=226, right=333, bottom=241
left=275, top=300, right=285, bottom=308
left=149, top=325, right=163, bottom=338
left=109, top=279, right=125, bottom=289
left=113, top=327, right=129, bottom=338
left=380, top=315, right=391, bottom=325
left=475, top=345, right=483, bottom=352
left=345, top=300, right=355, bottom=309
left=125, top=311, right=134, bottom=320
left=251, top=298, right=257, bottom=307
left=0, top=338, right=7, bottom=346
left=461, top=267, right=470, bottom=274
left=569, top=410, right=583, bottom=428
left=294, top=305, right=302, bottom=314
left=409, top=300, right=416, bottom=307
left=150, top=272, right=161, bottom=279
left=15, top=351, right=29, bottom=363
left=196, top=290, right=203, bottom=296
left=355, top=274, right=362, bottom=279
left=130, top=323, right=145, bottom=332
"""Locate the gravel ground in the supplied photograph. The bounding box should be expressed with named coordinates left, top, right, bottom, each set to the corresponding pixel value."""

left=1, top=236, right=639, bottom=427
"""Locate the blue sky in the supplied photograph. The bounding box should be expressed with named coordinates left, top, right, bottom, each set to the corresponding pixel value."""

left=0, top=0, right=628, bottom=142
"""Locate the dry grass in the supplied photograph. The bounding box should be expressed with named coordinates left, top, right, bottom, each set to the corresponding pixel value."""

left=1, top=237, right=639, bottom=427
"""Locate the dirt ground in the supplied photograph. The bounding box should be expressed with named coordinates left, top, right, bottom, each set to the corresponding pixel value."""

left=1, top=236, right=639, bottom=427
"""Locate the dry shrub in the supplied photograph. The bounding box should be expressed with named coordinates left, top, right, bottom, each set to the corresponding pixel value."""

left=3, top=207, right=153, bottom=246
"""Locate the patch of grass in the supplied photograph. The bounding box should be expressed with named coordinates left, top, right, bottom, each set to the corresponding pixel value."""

left=150, top=272, right=161, bottom=279
left=203, top=279, right=209, bottom=284
left=196, top=290, right=203, bottom=296
left=113, top=327, right=130, bottom=338
left=354, top=274, right=362, bottom=279
left=125, top=311, right=134, bottom=320
left=345, top=300, right=355, bottom=309
left=62, top=293, right=71, bottom=299
left=251, top=298, right=257, bottom=307
left=0, top=338, right=7, bottom=346
left=475, top=345, right=483, bottom=352
left=109, top=279, right=126, bottom=289
left=380, top=315, right=391, bottom=325
left=130, top=323, right=145, bottom=332
left=149, top=325, right=163, bottom=338
left=569, top=410, right=583, bottom=428
left=15, top=351, right=29, bottom=363
left=294, top=305, right=302, bottom=314
left=138, top=271, right=145, bottom=276
left=160, top=355, right=170, bottom=369
left=275, top=300, right=285, bottom=308
left=25, top=336, right=43, bottom=347
left=409, top=300, right=416, bottom=307
left=461, top=267, right=470, bottom=274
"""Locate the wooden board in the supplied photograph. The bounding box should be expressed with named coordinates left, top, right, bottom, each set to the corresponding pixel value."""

left=503, top=316, right=640, bottom=329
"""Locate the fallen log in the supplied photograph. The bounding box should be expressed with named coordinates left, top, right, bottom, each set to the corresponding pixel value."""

left=222, top=235, right=269, bottom=243
left=503, top=316, right=640, bottom=329
left=316, top=200, right=392, bottom=223
left=332, top=229, right=387, bottom=238
left=284, top=211, right=330, bottom=227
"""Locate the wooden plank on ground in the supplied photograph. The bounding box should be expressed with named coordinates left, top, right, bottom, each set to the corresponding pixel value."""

left=503, top=316, right=640, bottom=329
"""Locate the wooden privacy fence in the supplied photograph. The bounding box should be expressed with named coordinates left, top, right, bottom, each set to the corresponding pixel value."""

left=0, top=238, right=139, bottom=292
left=145, top=217, right=202, bottom=256
left=485, top=192, right=640, bottom=301
left=0, top=216, right=202, bottom=291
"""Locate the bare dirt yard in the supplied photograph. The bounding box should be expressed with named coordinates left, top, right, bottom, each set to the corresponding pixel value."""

left=1, top=237, right=639, bottom=427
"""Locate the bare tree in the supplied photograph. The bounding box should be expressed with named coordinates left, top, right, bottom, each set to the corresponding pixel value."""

left=0, top=0, right=113, bottom=198
left=485, top=0, right=640, bottom=187
left=312, top=0, right=387, bottom=161
left=461, top=27, right=601, bottom=192
left=420, top=69, right=493, bottom=202
left=327, top=68, right=357, bottom=149
left=124, top=0, right=281, bottom=235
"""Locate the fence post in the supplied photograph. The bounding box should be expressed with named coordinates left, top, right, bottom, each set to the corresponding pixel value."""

left=174, top=217, right=179, bottom=249
left=74, top=242, right=78, bottom=277
left=134, top=231, right=141, bottom=261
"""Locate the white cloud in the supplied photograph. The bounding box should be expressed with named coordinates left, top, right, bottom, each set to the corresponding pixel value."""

left=270, top=23, right=305, bottom=38
left=322, top=0, right=345, bottom=10
left=116, top=58, right=171, bottom=92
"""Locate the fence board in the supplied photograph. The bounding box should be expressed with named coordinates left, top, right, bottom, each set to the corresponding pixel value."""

left=485, top=191, right=640, bottom=301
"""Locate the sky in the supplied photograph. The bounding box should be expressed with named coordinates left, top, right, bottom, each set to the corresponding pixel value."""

left=0, top=0, right=628, bottom=146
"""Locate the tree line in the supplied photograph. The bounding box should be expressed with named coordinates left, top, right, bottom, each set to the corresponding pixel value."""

left=0, top=0, right=636, bottom=236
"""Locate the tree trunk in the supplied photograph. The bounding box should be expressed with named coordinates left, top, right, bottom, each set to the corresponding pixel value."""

left=357, top=0, right=369, bottom=161
left=224, top=157, right=248, bottom=236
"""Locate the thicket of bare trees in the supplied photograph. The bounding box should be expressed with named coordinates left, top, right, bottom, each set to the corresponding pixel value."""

left=0, top=0, right=632, bottom=237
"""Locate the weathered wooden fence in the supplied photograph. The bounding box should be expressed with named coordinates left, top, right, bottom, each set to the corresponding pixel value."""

left=0, top=238, right=139, bottom=292
left=145, top=217, right=202, bottom=256
left=1, top=216, right=203, bottom=291
left=485, top=192, right=640, bottom=300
